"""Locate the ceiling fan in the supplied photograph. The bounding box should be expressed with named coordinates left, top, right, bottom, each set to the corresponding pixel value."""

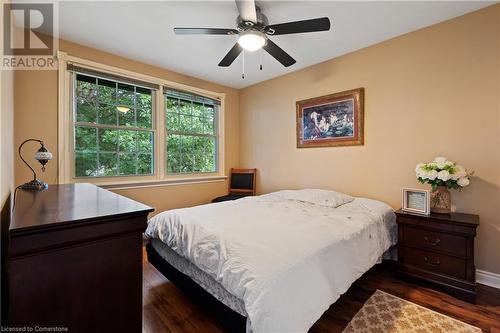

left=173, top=0, right=331, bottom=69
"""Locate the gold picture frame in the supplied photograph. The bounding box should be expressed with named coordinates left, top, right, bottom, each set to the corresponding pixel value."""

left=296, top=88, right=364, bottom=148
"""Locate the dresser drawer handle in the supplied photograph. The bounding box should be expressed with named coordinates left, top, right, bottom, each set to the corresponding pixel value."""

left=424, top=236, right=441, bottom=246
left=424, top=257, right=441, bottom=267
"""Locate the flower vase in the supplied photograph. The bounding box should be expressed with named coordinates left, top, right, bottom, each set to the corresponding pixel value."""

left=430, top=186, right=451, bottom=214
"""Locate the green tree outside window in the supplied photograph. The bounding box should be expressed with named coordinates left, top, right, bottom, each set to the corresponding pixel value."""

left=165, top=90, right=217, bottom=174
left=74, top=74, right=153, bottom=177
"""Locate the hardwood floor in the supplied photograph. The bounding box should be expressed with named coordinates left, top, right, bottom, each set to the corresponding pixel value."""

left=143, top=249, right=500, bottom=333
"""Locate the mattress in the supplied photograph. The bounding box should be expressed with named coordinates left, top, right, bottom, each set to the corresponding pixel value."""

left=150, top=238, right=247, bottom=316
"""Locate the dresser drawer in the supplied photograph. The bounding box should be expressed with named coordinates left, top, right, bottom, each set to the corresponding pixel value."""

left=403, top=226, right=467, bottom=257
left=402, top=247, right=466, bottom=280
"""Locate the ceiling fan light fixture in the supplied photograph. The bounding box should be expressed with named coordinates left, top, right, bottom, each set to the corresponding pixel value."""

left=116, top=105, right=131, bottom=113
left=237, top=31, right=266, bottom=51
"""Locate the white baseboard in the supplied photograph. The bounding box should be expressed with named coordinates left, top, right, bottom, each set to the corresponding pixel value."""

left=476, top=269, right=500, bottom=289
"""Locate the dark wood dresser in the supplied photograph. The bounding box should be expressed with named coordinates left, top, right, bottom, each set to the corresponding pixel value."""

left=5, top=183, right=153, bottom=332
left=396, top=209, right=479, bottom=303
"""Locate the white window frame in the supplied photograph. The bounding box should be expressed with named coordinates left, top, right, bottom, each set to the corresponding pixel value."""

left=57, top=51, right=226, bottom=189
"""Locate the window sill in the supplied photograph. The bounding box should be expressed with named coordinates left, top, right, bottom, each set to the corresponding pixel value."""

left=81, top=175, right=227, bottom=191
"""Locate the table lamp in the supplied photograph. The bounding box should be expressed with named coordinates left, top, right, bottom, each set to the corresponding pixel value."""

left=18, top=139, right=52, bottom=191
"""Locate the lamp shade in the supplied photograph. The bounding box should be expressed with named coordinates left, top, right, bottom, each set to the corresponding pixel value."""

left=237, top=31, right=266, bottom=52
left=35, top=145, right=52, bottom=171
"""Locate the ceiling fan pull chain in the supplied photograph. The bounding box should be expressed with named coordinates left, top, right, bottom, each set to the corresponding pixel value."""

left=242, top=50, right=245, bottom=79
left=259, top=49, right=263, bottom=70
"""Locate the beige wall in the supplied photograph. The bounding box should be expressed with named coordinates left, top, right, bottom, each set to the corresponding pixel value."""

left=240, top=5, right=500, bottom=273
left=13, top=39, right=240, bottom=214
left=1, top=69, right=14, bottom=209
left=12, top=5, right=500, bottom=274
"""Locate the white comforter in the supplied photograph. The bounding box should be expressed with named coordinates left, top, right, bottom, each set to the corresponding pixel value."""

left=145, top=193, right=397, bottom=333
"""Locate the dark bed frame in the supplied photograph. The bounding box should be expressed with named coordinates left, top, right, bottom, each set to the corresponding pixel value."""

left=146, top=243, right=247, bottom=331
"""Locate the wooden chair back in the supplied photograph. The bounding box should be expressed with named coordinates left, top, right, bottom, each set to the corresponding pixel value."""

left=229, top=168, right=256, bottom=196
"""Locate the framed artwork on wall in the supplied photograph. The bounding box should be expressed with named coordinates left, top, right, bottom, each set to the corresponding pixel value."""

left=296, top=88, right=364, bottom=148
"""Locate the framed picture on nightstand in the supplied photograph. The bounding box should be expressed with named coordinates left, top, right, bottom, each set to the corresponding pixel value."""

left=402, top=188, right=430, bottom=215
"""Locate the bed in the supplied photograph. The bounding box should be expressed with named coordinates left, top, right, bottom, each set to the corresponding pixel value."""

left=145, top=189, right=397, bottom=333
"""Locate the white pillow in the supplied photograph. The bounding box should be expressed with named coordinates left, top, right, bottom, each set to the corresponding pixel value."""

left=263, top=189, right=354, bottom=208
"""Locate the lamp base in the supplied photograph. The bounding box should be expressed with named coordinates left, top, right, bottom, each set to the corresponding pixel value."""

left=19, top=179, right=48, bottom=191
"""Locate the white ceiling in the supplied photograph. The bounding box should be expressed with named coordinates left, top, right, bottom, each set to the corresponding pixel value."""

left=56, top=1, right=495, bottom=89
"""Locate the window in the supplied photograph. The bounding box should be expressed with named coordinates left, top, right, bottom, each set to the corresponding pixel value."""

left=73, top=73, right=155, bottom=177
left=60, top=53, right=225, bottom=187
left=165, top=90, right=218, bottom=174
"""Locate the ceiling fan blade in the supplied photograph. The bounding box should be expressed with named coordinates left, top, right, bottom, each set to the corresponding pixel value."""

left=266, top=17, right=330, bottom=35
left=218, top=43, right=243, bottom=67
left=235, top=0, right=257, bottom=23
left=174, top=28, right=238, bottom=35
left=263, top=39, right=296, bottom=67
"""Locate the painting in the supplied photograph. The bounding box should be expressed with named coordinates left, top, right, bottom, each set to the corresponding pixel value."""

left=296, top=88, right=364, bottom=148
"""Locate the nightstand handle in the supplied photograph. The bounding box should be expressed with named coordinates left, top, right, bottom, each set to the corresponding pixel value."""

left=423, top=236, right=441, bottom=246
left=424, top=257, right=441, bottom=266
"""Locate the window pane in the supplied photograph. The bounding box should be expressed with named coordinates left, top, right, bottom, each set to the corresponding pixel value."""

left=179, top=100, right=191, bottom=115
left=165, top=98, right=177, bottom=112
left=99, top=152, right=118, bottom=176
left=179, top=114, right=192, bottom=132
left=137, top=108, right=152, bottom=128
left=75, top=126, right=96, bottom=151
left=181, top=153, right=193, bottom=173
left=138, top=154, right=153, bottom=175
left=180, top=135, right=194, bottom=172
left=166, top=134, right=180, bottom=173
left=193, top=136, right=205, bottom=172
left=119, top=130, right=137, bottom=152
left=76, top=76, right=97, bottom=123
left=98, top=129, right=118, bottom=152
left=76, top=75, right=97, bottom=102
left=119, top=153, right=137, bottom=176
left=136, top=88, right=152, bottom=110
left=137, top=131, right=153, bottom=154
left=204, top=106, right=214, bottom=119
left=76, top=100, right=96, bottom=123
left=98, top=103, right=117, bottom=125
left=167, top=153, right=179, bottom=173
left=166, top=112, right=179, bottom=131
left=97, top=79, right=116, bottom=104
left=204, top=137, right=216, bottom=172
left=200, top=117, right=212, bottom=135
left=118, top=108, right=136, bottom=127
left=192, top=116, right=203, bottom=134
left=117, top=83, right=134, bottom=107
left=192, top=103, right=204, bottom=117
left=75, top=152, right=97, bottom=177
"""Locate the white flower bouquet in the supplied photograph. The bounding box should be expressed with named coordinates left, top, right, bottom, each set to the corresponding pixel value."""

left=416, top=157, right=473, bottom=191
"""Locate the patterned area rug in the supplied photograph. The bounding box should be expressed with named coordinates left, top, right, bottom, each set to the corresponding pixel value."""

left=342, top=290, right=481, bottom=333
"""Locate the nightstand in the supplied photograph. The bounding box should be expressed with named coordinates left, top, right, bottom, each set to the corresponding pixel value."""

left=395, top=209, right=479, bottom=303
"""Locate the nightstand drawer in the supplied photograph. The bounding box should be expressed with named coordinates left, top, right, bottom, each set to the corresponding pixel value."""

left=403, top=247, right=466, bottom=280
left=403, top=226, right=467, bottom=257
